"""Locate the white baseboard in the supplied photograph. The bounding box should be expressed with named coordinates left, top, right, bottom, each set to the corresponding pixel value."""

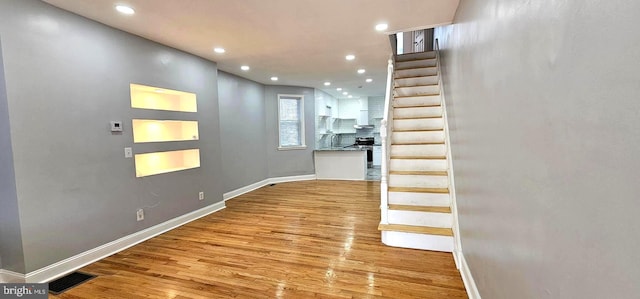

left=269, top=174, right=316, bottom=184
left=0, top=269, right=25, bottom=283
left=23, top=201, right=226, bottom=283
left=453, top=249, right=461, bottom=269
left=223, top=174, right=316, bottom=201
left=223, top=179, right=270, bottom=201
left=457, top=251, right=481, bottom=299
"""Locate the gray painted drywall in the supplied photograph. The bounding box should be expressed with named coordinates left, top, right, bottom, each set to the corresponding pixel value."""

left=218, top=71, right=268, bottom=192
left=0, top=38, right=26, bottom=274
left=265, top=86, right=315, bottom=178
left=435, top=0, right=640, bottom=298
left=0, top=0, right=223, bottom=273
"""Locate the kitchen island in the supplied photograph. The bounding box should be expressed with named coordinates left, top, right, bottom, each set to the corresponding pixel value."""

left=314, top=147, right=367, bottom=180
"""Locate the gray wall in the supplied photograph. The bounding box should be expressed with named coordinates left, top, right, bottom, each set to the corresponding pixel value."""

left=218, top=71, right=268, bottom=192
left=0, top=39, right=25, bottom=274
left=0, top=0, right=223, bottom=273
left=265, top=86, right=316, bottom=178
left=435, top=0, right=640, bottom=298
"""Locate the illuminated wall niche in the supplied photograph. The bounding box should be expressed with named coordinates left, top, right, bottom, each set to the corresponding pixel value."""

left=131, top=84, right=200, bottom=177
left=134, top=149, right=200, bottom=177
left=132, top=119, right=199, bottom=143
left=130, top=83, right=197, bottom=112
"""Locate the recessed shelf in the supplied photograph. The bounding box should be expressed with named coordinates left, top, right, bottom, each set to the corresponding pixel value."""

left=130, top=84, right=197, bottom=112
left=132, top=119, right=199, bottom=143
left=134, top=149, right=201, bottom=178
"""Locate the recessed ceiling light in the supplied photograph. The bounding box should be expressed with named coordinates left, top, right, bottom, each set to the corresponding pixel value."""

left=154, top=89, right=164, bottom=93
left=345, top=54, right=355, bottom=61
left=366, top=78, right=373, bottom=83
left=336, top=88, right=342, bottom=91
left=348, top=95, right=353, bottom=98
left=375, top=23, right=388, bottom=31
left=213, top=47, right=225, bottom=54
left=357, top=69, right=366, bottom=74
left=241, top=65, right=250, bottom=71
left=271, top=76, right=278, bottom=81
left=324, top=82, right=331, bottom=86
left=115, top=5, right=135, bottom=15
left=342, top=92, right=348, bottom=95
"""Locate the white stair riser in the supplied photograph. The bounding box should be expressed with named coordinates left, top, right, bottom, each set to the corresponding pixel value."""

left=388, top=210, right=452, bottom=228
left=395, top=59, right=437, bottom=70
left=395, top=51, right=436, bottom=62
left=390, top=159, right=448, bottom=172
left=394, top=85, right=439, bottom=97
left=394, top=106, right=442, bottom=119
left=389, top=174, right=449, bottom=188
left=394, top=76, right=438, bottom=87
left=394, top=95, right=441, bottom=107
left=388, top=192, right=451, bottom=207
left=392, top=131, right=445, bottom=144
left=394, top=119, right=443, bottom=131
left=381, top=231, right=454, bottom=252
left=395, top=67, right=438, bottom=79
left=391, top=144, right=446, bottom=157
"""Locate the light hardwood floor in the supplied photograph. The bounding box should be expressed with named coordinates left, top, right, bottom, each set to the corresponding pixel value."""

left=51, top=180, right=467, bottom=299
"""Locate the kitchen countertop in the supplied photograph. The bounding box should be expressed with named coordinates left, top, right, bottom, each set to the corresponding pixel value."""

left=315, top=144, right=382, bottom=151
left=314, top=147, right=367, bottom=151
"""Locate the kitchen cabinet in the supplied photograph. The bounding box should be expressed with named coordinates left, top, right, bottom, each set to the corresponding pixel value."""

left=314, top=150, right=366, bottom=180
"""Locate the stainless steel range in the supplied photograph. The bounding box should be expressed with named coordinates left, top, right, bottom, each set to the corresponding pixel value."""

left=355, top=137, right=374, bottom=168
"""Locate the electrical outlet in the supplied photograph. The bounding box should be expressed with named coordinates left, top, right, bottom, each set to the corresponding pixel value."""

left=199, top=192, right=204, bottom=200
left=136, top=209, right=144, bottom=221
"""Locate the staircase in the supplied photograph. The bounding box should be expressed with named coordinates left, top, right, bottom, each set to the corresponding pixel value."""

left=378, top=50, right=455, bottom=252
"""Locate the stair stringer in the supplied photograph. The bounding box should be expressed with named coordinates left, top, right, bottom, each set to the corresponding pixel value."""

left=435, top=46, right=463, bottom=268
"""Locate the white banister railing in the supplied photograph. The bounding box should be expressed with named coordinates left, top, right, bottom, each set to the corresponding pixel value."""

left=380, top=55, right=394, bottom=225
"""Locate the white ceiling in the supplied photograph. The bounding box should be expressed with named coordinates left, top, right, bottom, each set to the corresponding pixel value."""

left=43, top=0, right=459, bottom=99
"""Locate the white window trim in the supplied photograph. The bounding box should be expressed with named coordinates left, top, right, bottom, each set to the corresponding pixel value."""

left=277, top=94, right=306, bottom=150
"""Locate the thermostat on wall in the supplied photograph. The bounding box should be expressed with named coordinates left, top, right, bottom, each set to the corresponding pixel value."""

left=110, top=121, right=123, bottom=132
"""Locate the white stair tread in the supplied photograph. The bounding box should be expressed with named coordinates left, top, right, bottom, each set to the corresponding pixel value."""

left=395, top=67, right=438, bottom=79
left=394, top=76, right=439, bottom=88
left=389, top=191, right=451, bottom=207
left=390, top=159, right=448, bottom=172
left=393, top=118, right=444, bottom=131
left=394, top=85, right=440, bottom=97
left=395, top=59, right=437, bottom=70
left=394, top=106, right=442, bottom=119
left=394, top=95, right=441, bottom=107
left=388, top=209, right=452, bottom=228
left=391, top=131, right=445, bottom=145
left=395, top=51, right=436, bottom=62
left=389, top=174, right=449, bottom=189
left=390, top=144, right=446, bottom=158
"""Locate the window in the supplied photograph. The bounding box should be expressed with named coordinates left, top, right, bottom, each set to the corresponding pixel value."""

left=278, top=94, right=306, bottom=150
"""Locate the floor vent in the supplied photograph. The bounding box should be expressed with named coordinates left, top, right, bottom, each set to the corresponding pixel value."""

left=48, top=271, right=96, bottom=295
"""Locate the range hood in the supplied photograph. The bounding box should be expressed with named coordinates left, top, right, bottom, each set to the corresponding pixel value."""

left=354, top=124, right=375, bottom=129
